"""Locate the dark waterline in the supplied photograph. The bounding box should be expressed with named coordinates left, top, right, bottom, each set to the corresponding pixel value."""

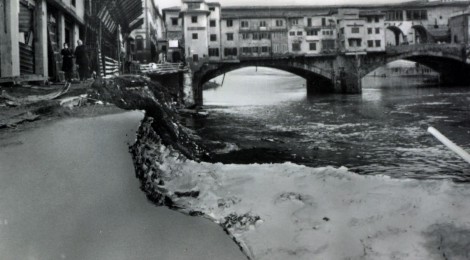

left=190, top=67, right=470, bottom=181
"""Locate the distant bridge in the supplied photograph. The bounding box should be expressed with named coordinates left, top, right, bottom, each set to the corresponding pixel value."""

left=189, top=43, right=470, bottom=105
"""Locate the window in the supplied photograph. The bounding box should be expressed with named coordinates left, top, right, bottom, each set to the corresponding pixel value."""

left=307, top=29, right=318, bottom=36
left=405, top=10, right=427, bottom=20
left=226, top=33, right=233, bottom=41
left=210, top=34, right=217, bottom=41
left=292, top=43, right=301, bottom=51
left=191, top=16, right=197, bottom=23
left=307, top=18, right=312, bottom=27
left=289, top=31, right=295, bottom=36
left=253, top=33, right=259, bottom=40
left=261, top=46, right=269, bottom=53
left=224, top=48, right=237, bottom=56
left=192, top=33, right=198, bottom=40
left=292, top=19, right=298, bottom=25
left=188, top=3, right=200, bottom=9
left=252, top=46, right=259, bottom=53
left=193, top=54, right=199, bottom=62
left=367, top=28, right=372, bottom=34
left=309, top=42, right=317, bottom=51
left=375, top=40, right=381, bottom=47
left=340, top=28, right=344, bottom=34
left=241, top=21, right=249, bottom=28
left=260, top=21, right=267, bottom=27
left=209, top=7, right=215, bottom=11
left=226, top=19, right=233, bottom=27
left=386, top=10, right=403, bottom=21
left=367, top=17, right=372, bottom=23
left=297, top=31, right=303, bottom=36
left=242, top=47, right=251, bottom=54
left=171, top=18, right=178, bottom=26
left=208, top=48, right=219, bottom=57
left=210, top=20, right=216, bottom=27
left=348, top=39, right=362, bottom=47
left=351, top=27, right=359, bottom=33
left=136, top=36, right=144, bottom=51
left=375, top=28, right=380, bottom=34
left=242, top=33, right=250, bottom=40
left=322, top=18, right=326, bottom=26
left=260, top=33, right=270, bottom=39
left=276, top=20, right=283, bottom=26
left=375, top=17, right=380, bottom=23
left=368, top=40, right=374, bottom=47
left=322, top=39, right=335, bottom=50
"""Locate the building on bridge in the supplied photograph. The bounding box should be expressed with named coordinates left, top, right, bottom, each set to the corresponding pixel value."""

left=449, top=8, right=470, bottom=44
left=287, top=12, right=337, bottom=55
left=170, top=0, right=470, bottom=64
left=337, top=9, right=386, bottom=54
left=384, top=1, right=469, bottom=45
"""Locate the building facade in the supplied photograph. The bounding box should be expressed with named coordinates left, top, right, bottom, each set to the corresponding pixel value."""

left=160, top=0, right=469, bottom=65
left=0, top=0, right=85, bottom=82
left=449, top=10, right=470, bottom=44
left=129, top=0, right=164, bottom=63
left=162, top=7, right=184, bottom=62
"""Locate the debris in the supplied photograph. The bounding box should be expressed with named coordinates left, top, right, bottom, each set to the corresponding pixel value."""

left=1, top=83, right=71, bottom=105
left=59, top=94, right=87, bottom=109
left=0, top=112, right=40, bottom=129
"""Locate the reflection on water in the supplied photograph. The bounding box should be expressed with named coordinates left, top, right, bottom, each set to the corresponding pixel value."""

left=197, top=67, right=470, bottom=181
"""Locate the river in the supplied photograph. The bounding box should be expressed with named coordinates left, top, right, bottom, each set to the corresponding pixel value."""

left=197, top=67, right=470, bottom=181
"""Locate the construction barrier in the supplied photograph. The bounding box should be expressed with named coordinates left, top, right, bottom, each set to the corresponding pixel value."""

left=104, top=56, right=120, bottom=78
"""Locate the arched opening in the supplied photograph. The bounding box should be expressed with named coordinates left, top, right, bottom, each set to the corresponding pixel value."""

left=412, top=25, right=429, bottom=44
left=386, top=26, right=406, bottom=46
left=200, top=66, right=306, bottom=106
left=363, top=60, right=439, bottom=88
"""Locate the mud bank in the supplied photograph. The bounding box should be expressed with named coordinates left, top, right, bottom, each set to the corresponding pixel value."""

left=94, top=75, right=470, bottom=259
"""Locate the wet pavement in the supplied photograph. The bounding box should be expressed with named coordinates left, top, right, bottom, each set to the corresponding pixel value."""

left=0, top=111, right=245, bottom=260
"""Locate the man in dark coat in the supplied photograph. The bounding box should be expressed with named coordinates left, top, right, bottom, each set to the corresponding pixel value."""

left=61, top=43, right=74, bottom=82
left=74, top=39, right=90, bottom=81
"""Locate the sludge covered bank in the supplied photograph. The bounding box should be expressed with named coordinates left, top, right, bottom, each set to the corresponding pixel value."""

left=90, top=75, right=470, bottom=260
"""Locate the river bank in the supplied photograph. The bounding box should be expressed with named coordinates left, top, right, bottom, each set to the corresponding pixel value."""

left=90, top=75, right=470, bottom=259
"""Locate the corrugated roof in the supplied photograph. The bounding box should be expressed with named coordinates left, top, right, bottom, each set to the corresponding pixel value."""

left=103, top=0, right=144, bottom=32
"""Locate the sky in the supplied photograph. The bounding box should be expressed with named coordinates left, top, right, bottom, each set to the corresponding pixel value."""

left=157, top=0, right=421, bottom=10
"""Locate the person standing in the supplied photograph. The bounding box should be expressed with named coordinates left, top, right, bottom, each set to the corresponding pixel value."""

left=61, top=43, right=74, bottom=82
left=74, top=39, right=90, bottom=81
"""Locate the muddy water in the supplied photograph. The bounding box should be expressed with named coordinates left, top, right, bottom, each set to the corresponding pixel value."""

left=0, top=111, right=245, bottom=260
left=198, top=67, right=470, bottom=181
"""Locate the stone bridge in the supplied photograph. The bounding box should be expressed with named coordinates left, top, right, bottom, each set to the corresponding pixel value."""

left=189, top=43, right=470, bottom=106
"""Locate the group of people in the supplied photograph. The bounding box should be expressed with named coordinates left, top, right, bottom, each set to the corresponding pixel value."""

left=61, top=39, right=90, bottom=82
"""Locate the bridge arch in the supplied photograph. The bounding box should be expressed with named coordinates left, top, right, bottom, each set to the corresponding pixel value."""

left=363, top=46, right=470, bottom=86
left=411, top=25, right=430, bottom=44
left=192, top=59, right=337, bottom=105
left=386, top=26, right=406, bottom=46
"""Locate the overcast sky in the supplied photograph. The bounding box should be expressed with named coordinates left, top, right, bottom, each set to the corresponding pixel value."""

left=157, top=0, right=417, bottom=10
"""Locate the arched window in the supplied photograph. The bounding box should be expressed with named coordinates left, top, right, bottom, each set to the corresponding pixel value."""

left=136, top=36, right=144, bottom=51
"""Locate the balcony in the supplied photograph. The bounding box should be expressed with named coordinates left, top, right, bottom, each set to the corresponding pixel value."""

left=239, top=25, right=286, bottom=32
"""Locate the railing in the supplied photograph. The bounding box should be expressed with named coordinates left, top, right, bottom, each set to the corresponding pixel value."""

left=104, top=56, right=119, bottom=78
left=386, top=43, right=464, bottom=58
left=141, top=62, right=185, bottom=74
